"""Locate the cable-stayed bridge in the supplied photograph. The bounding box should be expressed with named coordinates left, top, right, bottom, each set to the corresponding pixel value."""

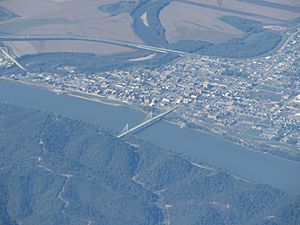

left=117, top=106, right=177, bottom=138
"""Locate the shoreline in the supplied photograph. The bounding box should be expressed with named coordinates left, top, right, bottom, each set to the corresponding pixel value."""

left=1, top=76, right=299, bottom=166
left=166, top=117, right=300, bottom=166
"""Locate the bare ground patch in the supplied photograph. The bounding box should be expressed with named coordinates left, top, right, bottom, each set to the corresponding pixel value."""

left=160, top=0, right=299, bottom=44
left=4, top=40, right=134, bottom=56
left=0, top=0, right=141, bottom=56
left=160, top=1, right=243, bottom=44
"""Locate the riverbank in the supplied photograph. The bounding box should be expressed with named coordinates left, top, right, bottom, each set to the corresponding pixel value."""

left=1, top=78, right=300, bottom=194
left=2, top=76, right=299, bottom=164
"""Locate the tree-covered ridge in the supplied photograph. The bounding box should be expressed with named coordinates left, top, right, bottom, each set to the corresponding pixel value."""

left=0, top=103, right=162, bottom=225
left=0, top=102, right=299, bottom=225
left=134, top=139, right=300, bottom=225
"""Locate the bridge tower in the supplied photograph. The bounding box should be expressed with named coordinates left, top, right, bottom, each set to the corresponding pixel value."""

left=120, top=123, right=129, bottom=135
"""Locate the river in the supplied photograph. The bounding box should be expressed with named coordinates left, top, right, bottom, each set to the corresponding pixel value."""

left=1, top=79, right=300, bottom=195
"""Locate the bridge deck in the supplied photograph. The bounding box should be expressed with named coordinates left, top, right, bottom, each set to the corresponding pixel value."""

left=117, top=106, right=177, bottom=138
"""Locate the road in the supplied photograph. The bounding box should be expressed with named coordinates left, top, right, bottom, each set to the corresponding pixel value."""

left=0, top=48, right=28, bottom=72
left=0, top=34, right=196, bottom=56
left=277, top=25, right=300, bottom=53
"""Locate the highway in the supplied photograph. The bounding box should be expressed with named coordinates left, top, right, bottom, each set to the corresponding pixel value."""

left=0, top=34, right=196, bottom=57
left=117, top=106, right=177, bottom=138
left=277, top=26, right=300, bottom=53
left=0, top=48, right=28, bottom=72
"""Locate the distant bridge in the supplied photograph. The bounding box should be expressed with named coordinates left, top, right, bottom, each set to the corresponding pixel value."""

left=0, top=35, right=195, bottom=57
left=117, top=106, right=177, bottom=138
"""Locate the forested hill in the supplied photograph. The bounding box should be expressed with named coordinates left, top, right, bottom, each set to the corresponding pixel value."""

left=0, top=102, right=299, bottom=225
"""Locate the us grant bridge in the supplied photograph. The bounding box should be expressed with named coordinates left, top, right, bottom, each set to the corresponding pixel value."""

left=117, top=106, right=177, bottom=138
